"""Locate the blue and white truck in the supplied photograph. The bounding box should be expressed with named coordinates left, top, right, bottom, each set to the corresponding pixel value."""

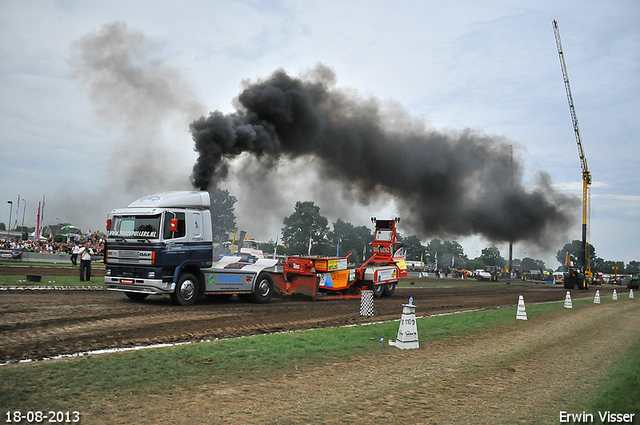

left=104, top=191, right=278, bottom=305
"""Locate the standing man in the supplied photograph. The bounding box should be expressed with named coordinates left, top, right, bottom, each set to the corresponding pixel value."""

left=78, top=242, right=94, bottom=282
left=71, top=242, right=80, bottom=266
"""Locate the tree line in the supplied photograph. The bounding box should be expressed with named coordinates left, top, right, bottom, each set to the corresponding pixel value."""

left=212, top=189, right=638, bottom=274
left=555, top=240, right=640, bottom=275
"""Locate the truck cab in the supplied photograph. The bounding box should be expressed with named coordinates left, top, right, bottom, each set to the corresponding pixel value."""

left=104, top=192, right=213, bottom=304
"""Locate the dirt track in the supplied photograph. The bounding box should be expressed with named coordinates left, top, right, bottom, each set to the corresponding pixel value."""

left=0, top=270, right=595, bottom=364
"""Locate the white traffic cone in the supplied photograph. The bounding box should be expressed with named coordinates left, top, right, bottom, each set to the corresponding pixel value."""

left=516, top=295, right=527, bottom=320
left=613, top=290, right=618, bottom=301
left=594, top=290, right=601, bottom=304
left=389, top=297, right=419, bottom=349
left=630, top=289, right=634, bottom=299
left=564, top=291, right=573, bottom=308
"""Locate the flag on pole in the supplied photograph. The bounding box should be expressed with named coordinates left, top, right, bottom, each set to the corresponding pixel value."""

left=14, top=195, right=20, bottom=230
left=35, top=201, right=41, bottom=240
left=41, top=195, right=46, bottom=225
left=273, top=236, right=278, bottom=259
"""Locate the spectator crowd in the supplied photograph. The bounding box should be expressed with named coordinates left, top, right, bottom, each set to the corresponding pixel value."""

left=0, top=230, right=105, bottom=257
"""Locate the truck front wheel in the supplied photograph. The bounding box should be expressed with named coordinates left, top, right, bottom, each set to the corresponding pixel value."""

left=252, top=273, right=274, bottom=303
left=171, top=273, right=199, bottom=306
left=372, top=283, right=385, bottom=298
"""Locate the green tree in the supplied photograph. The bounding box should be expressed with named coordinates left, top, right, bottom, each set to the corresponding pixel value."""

left=402, top=235, right=425, bottom=262
left=282, top=201, right=329, bottom=254
left=465, top=258, right=486, bottom=271
left=479, top=246, right=506, bottom=268
left=590, top=256, right=605, bottom=273
left=443, top=240, right=467, bottom=267
left=627, top=261, right=640, bottom=275
left=330, top=219, right=371, bottom=262
left=520, top=257, right=546, bottom=272
left=210, top=188, right=237, bottom=243
left=425, top=239, right=468, bottom=265
left=425, top=239, right=442, bottom=264
left=603, top=260, right=625, bottom=275
left=556, top=240, right=596, bottom=268
left=443, top=240, right=467, bottom=259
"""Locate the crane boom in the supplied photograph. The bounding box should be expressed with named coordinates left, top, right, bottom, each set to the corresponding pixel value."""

left=553, top=19, right=590, bottom=177
left=552, top=19, right=592, bottom=285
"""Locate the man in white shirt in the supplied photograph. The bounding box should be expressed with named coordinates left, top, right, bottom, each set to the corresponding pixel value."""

left=78, top=242, right=94, bottom=282
left=71, top=243, right=80, bottom=266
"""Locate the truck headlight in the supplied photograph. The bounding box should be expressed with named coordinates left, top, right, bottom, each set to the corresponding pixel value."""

left=106, top=269, right=111, bottom=276
left=148, top=271, right=156, bottom=278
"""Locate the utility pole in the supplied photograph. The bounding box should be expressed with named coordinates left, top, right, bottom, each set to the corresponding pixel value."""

left=508, top=145, right=513, bottom=280
left=7, top=200, right=13, bottom=232
left=21, top=199, right=27, bottom=230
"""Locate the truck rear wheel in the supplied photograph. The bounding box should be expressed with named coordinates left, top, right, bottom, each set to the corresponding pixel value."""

left=372, top=283, right=385, bottom=298
left=252, top=273, right=274, bottom=303
left=171, top=273, right=199, bottom=306
left=383, top=282, right=396, bottom=297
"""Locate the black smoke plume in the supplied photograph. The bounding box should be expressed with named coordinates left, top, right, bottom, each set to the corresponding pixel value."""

left=190, top=64, right=577, bottom=247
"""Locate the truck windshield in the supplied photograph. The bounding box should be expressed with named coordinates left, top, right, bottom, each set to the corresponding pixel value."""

left=109, top=215, right=161, bottom=239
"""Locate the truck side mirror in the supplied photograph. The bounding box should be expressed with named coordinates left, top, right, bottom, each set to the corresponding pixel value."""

left=170, top=218, right=178, bottom=232
left=106, top=218, right=111, bottom=231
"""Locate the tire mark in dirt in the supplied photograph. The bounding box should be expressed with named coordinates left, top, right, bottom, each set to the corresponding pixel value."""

left=0, top=284, right=605, bottom=364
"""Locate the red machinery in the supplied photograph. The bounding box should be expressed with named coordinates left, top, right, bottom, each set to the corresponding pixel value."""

left=272, top=218, right=407, bottom=300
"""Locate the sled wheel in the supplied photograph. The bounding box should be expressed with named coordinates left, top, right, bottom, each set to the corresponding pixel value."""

left=383, top=282, right=396, bottom=297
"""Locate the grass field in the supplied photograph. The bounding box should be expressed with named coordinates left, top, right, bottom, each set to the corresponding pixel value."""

left=1, top=296, right=635, bottom=420
left=0, top=275, right=102, bottom=286
left=581, top=331, right=640, bottom=418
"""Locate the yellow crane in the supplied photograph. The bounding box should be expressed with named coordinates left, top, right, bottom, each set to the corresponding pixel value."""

left=553, top=19, right=592, bottom=289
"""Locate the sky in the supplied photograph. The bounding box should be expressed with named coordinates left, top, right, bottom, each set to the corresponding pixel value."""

left=1, top=0, right=638, bottom=268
